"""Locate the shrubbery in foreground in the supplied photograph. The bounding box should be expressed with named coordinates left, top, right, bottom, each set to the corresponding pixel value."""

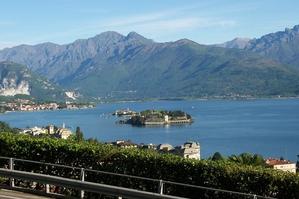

left=0, top=133, right=298, bottom=198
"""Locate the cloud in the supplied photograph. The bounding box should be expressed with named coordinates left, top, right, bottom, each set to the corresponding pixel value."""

left=9, top=4, right=236, bottom=45
left=80, top=9, right=236, bottom=40
left=97, top=16, right=236, bottom=37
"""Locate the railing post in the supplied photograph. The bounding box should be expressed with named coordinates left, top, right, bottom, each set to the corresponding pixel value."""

left=253, top=195, right=257, bottom=199
left=9, top=158, right=14, bottom=188
left=45, top=184, right=50, bottom=194
left=80, top=168, right=85, bottom=199
left=158, top=179, right=164, bottom=195
left=45, top=164, right=50, bottom=194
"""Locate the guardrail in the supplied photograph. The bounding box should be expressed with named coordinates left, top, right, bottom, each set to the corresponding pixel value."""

left=0, top=168, right=185, bottom=199
left=0, top=156, right=277, bottom=199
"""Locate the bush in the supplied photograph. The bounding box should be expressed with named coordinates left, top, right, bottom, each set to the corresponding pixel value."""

left=0, top=133, right=298, bottom=198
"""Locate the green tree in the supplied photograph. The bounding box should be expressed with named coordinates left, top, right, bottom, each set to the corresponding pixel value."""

left=211, top=152, right=225, bottom=161
left=0, top=121, right=18, bottom=134
left=228, top=153, right=265, bottom=166
left=75, top=126, right=84, bottom=142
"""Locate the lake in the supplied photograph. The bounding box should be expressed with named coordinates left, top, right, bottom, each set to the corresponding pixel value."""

left=1, top=99, right=299, bottom=161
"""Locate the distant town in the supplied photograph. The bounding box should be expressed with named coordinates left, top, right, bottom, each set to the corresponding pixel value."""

left=0, top=99, right=95, bottom=113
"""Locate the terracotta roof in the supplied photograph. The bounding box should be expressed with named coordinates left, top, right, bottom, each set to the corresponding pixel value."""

left=265, top=158, right=293, bottom=166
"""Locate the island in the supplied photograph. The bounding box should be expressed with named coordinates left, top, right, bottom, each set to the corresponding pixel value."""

left=118, top=109, right=193, bottom=126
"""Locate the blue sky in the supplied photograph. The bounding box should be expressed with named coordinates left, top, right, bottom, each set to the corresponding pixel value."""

left=0, top=0, right=298, bottom=49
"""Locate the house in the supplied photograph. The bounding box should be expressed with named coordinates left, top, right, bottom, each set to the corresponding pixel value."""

left=47, top=124, right=55, bottom=134
left=113, top=140, right=138, bottom=148
left=141, top=143, right=157, bottom=150
left=21, top=126, right=48, bottom=136
left=265, top=158, right=296, bottom=173
left=157, top=144, right=174, bottom=151
left=55, top=124, right=72, bottom=139
left=175, top=141, right=200, bottom=160
left=56, top=128, right=72, bottom=139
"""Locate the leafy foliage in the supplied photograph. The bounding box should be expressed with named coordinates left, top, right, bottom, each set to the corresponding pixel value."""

left=0, top=133, right=298, bottom=198
left=0, top=121, right=19, bottom=134
left=74, top=126, right=84, bottom=142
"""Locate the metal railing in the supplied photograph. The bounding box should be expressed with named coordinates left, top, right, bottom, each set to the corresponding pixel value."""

left=0, top=156, right=277, bottom=199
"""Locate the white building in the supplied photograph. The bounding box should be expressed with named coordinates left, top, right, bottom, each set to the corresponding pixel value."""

left=179, top=141, right=200, bottom=160
left=48, top=124, right=55, bottom=134
left=21, top=126, right=48, bottom=136
left=56, top=128, right=72, bottom=139
left=265, top=158, right=296, bottom=173
left=157, top=143, right=174, bottom=151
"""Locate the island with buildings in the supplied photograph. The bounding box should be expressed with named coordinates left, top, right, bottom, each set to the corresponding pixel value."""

left=117, top=109, right=193, bottom=126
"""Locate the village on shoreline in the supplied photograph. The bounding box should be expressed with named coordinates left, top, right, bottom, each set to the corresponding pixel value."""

left=0, top=98, right=95, bottom=113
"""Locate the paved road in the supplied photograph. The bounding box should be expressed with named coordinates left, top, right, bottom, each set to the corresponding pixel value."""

left=0, top=189, right=51, bottom=199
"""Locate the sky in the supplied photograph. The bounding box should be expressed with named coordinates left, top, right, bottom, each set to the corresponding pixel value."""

left=0, top=0, right=298, bottom=49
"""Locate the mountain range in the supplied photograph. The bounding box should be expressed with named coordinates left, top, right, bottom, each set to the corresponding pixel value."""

left=216, top=25, right=299, bottom=68
left=0, top=25, right=299, bottom=100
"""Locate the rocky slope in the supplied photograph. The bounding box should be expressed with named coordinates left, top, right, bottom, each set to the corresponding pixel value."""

left=0, top=61, right=67, bottom=101
left=245, top=25, right=299, bottom=68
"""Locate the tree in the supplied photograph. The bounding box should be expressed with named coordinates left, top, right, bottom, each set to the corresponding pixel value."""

left=228, top=153, right=265, bottom=167
left=0, top=121, right=18, bottom=134
left=211, top=152, right=224, bottom=161
left=75, top=126, right=84, bottom=142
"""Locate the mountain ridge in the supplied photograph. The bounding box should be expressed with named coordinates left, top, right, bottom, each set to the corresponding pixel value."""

left=215, top=24, right=299, bottom=69
left=0, top=28, right=299, bottom=100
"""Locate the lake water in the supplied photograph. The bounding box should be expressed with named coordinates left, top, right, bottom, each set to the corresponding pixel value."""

left=1, top=99, right=299, bottom=161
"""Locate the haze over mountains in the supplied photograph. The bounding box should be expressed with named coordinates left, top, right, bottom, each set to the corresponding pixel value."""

left=0, top=25, right=299, bottom=100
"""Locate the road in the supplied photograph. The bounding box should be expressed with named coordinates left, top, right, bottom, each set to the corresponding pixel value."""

left=0, top=189, right=51, bottom=199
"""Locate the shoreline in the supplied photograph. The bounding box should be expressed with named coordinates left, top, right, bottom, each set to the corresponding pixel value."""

left=2, top=96, right=299, bottom=114
left=97, top=95, right=299, bottom=104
